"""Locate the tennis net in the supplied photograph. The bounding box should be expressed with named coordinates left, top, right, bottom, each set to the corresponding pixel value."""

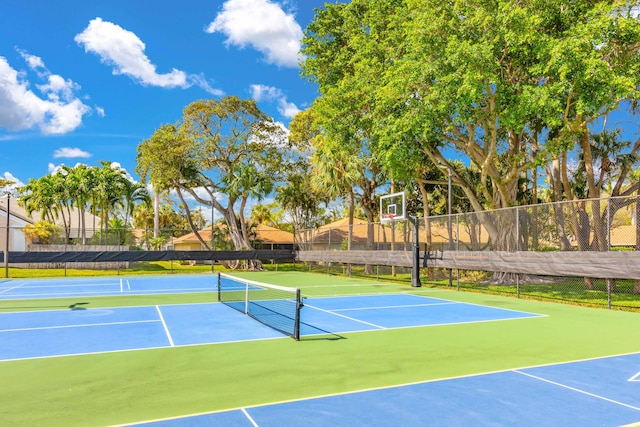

left=217, top=273, right=303, bottom=340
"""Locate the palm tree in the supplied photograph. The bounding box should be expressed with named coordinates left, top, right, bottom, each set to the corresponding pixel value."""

left=64, top=164, right=94, bottom=244
left=250, top=202, right=281, bottom=227
left=312, top=141, right=363, bottom=250
left=93, top=162, right=128, bottom=243
left=18, top=175, right=59, bottom=224
left=120, top=180, right=150, bottom=233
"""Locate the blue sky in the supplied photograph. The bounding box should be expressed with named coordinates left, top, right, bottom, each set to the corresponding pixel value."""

left=0, top=0, right=327, bottom=190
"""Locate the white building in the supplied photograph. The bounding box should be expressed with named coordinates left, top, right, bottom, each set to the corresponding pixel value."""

left=0, top=196, right=31, bottom=251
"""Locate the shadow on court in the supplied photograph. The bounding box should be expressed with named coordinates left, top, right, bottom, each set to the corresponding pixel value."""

left=68, top=302, right=89, bottom=310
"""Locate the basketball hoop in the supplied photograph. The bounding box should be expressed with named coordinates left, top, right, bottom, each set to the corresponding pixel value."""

left=380, top=213, right=396, bottom=224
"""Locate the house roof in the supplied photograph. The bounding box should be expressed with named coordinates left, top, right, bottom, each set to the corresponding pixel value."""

left=1, top=196, right=102, bottom=226
left=0, top=196, right=101, bottom=238
left=173, top=223, right=295, bottom=245
left=0, top=197, right=33, bottom=224
left=310, top=218, right=405, bottom=244
left=253, top=223, right=295, bottom=243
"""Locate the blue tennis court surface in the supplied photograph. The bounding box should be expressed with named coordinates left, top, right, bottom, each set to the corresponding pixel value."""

left=127, top=352, right=640, bottom=427
left=0, top=293, right=542, bottom=361
left=0, top=275, right=216, bottom=299
left=301, top=294, right=541, bottom=335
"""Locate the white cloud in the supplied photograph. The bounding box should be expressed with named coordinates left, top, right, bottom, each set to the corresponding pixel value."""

left=250, top=84, right=299, bottom=118
left=0, top=53, right=91, bottom=135
left=250, top=84, right=282, bottom=102
left=1, top=172, right=25, bottom=194
left=188, top=74, right=225, bottom=97
left=17, top=49, right=45, bottom=72
left=75, top=18, right=223, bottom=95
left=37, top=74, right=78, bottom=102
left=96, top=106, right=105, bottom=117
left=53, top=147, right=92, bottom=159
left=277, top=98, right=300, bottom=118
left=75, top=18, right=188, bottom=88
left=206, top=0, right=303, bottom=67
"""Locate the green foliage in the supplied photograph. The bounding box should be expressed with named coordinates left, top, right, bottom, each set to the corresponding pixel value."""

left=17, top=162, right=149, bottom=245
left=21, top=221, right=61, bottom=244
left=0, top=178, right=15, bottom=188
left=300, top=0, right=640, bottom=253
left=301, top=0, right=640, bottom=215
left=148, top=236, right=168, bottom=250
left=137, top=96, right=290, bottom=254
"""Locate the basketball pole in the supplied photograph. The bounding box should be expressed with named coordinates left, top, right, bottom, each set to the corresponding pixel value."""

left=408, top=215, right=421, bottom=287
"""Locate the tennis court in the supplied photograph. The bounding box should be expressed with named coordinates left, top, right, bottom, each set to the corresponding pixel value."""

left=1, top=271, right=640, bottom=426
left=0, top=275, right=216, bottom=299
left=125, top=352, right=640, bottom=426
left=0, top=285, right=543, bottom=361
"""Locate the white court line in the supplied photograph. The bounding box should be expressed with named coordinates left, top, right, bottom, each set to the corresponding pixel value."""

left=126, top=280, right=131, bottom=290
left=241, top=408, right=259, bottom=427
left=331, top=301, right=460, bottom=312
left=120, top=278, right=123, bottom=293
left=303, top=283, right=401, bottom=288
left=2, top=282, right=121, bottom=290
left=0, top=319, right=159, bottom=333
left=155, top=305, right=175, bottom=347
left=0, top=281, right=28, bottom=295
left=402, top=293, right=546, bottom=318
left=304, top=304, right=386, bottom=329
left=514, top=369, right=640, bottom=412
left=1, top=278, right=122, bottom=287
left=0, top=288, right=214, bottom=299
left=629, top=372, right=640, bottom=382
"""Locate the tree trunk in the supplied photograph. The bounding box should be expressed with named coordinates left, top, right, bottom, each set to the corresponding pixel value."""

left=176, top=188, right=210, bottom=250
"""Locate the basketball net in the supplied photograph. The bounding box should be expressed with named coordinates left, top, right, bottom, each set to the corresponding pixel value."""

left=380, top=213, right=396, bottom=224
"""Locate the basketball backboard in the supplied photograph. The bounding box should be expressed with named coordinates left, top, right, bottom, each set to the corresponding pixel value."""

left=379, top=191, right=406, bottom=222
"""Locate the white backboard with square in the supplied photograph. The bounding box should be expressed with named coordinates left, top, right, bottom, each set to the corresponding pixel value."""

left=379, top=191, right=406, bottom=222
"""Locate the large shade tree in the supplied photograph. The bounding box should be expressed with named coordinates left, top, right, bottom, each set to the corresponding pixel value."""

left=136, top=96, right=289, bottom=268
left=302, top=0, right=640, bottom=253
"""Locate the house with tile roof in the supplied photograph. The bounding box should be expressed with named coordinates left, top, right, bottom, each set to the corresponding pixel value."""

left=171, top=223, right=295, bottom=251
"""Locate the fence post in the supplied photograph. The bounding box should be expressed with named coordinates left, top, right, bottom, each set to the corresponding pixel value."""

left=456, top=214, right=459, bottom=251
left=64, top=239, right=67, bottom=277
left=117, top=229, right=121, bottom=276
left=516, top=206, right=520, bottom=251
left=4, top=194, right=9, bottom=278
left=607, top=200, right=611, bottom=251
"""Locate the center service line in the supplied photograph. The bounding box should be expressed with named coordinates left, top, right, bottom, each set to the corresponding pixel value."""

left=155, top=305, right=175, bottom=347
left=241, top=408, right=260, bottom=427
left=0, top=281, right=29, bottom=295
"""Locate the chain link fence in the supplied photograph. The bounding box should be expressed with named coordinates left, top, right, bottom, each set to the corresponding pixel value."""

left=1, top=224, right=295, bottom=272
left=297, top=196, right=640, bottom=311
left=3, top=196, right=640, bottom=310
